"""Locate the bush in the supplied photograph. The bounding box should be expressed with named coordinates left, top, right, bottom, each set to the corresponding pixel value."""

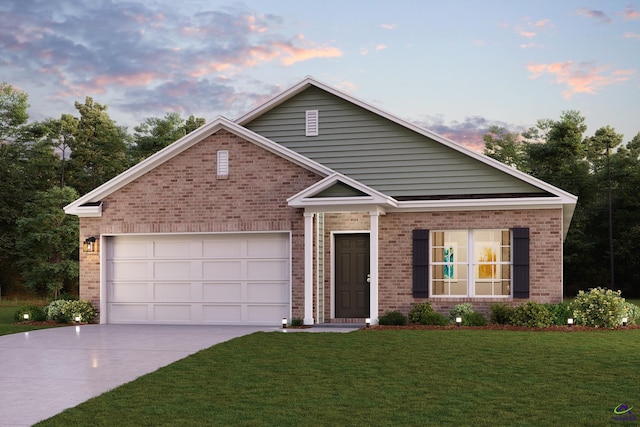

left=14, top=305, right=46, bottom=322
left=511, top=302, right=555, bottom=328
left=408, top=302, right=435, bottom=324
left=546, top=302, right=571, bottom=325
left=622, top=302, right=640, bottom=325
left=463, top=312, right=488, bottom=326
left=489, top=303, right=514, bottom=325
left=419, top=311, right=450, bottom=326
left=569, top=287, right=626, bottom=328
left=290, top=317, right=304, bottom=326
left=449, top=303, right=474, bottom=322
left=378, top=310, right=408, bottom=326
left=448, top=303, right=486, bottom=326
left=45, top=299, right=96, bottom=323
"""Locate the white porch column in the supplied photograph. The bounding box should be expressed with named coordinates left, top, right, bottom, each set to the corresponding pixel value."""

left=369, top=210, right=380, bottom=324
left=304, top=212, right=315, bottom=325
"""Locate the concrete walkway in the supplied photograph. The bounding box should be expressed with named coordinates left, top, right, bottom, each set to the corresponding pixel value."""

left=0, top=325, right=275, bottom=426
left=0, top=324, right=359, bottom=426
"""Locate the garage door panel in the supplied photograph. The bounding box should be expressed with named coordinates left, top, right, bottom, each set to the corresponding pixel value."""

left=203, top=240, right=242, bottom=257
left=202, top=283, right=241, bottom=302
left=246, top=260, right=288, bottom=280
left=247, top=282, right=289, bottom=302
left=110, top=261, right=150, bottom=280
left=154, top=240, right=193, bottom=258
left=107, top=233, right=290, bottom=325
left=248, top=238, right=288, bottom=257
left=247, top=305, right=288, bottom=322
left=111, top=240, right=149, bottom=259
left=110, top=304, right=149, bottom=322
left=154, top=283, right=192, bottom=302
left=110, top=282, right=148, bottom=302
left=202, top=261, right=242, bottom=280
left=154, top=261, right=192, bottom=280
left=154, top=305, right=191, bottom=322
left=202, top=305, right=242, bottom=323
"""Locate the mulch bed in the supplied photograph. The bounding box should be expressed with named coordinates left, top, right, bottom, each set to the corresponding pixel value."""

left=364, top=324, right=640, bottom=332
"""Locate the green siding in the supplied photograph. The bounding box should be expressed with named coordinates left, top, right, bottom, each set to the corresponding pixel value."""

left=244, top=86, right=545, bottom=198
left=314, top=182, right=368, bottom=198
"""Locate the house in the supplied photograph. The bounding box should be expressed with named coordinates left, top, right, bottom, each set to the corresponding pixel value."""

left=64, top=77, right=577, bottom=325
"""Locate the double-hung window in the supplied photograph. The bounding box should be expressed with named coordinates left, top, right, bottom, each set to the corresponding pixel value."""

left=431, top=229, right=511, bottom=297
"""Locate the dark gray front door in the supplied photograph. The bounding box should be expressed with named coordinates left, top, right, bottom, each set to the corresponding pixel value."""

left=335, top=234, right=370, bottom=318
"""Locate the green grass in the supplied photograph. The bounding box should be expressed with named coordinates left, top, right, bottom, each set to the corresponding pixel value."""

left=37, top=329, right=640, bottom=426
left=0, top=300, right=57, bottom=336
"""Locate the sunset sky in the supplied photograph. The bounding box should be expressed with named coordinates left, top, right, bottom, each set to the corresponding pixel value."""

left=1, top=0, right=639, bottom=151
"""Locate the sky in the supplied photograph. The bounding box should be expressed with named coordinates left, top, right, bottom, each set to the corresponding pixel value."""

left=1, top=0, right=639, bottom=151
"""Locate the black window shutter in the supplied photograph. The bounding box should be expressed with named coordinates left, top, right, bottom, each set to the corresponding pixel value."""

left=413, top=229, right=429, bottom=298
left=512, top=228, right=530, bottom=298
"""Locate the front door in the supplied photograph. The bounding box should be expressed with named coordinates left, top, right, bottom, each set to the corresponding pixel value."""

left=335, top=233, right=370, bottom=318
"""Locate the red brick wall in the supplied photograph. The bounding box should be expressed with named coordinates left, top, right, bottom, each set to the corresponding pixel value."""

left=320, top=209, right=564, bottom=320
left=79, top=130, right=321, bottom=320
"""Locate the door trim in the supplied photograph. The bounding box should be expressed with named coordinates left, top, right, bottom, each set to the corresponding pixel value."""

left=330, top=230, right=370, bottom=319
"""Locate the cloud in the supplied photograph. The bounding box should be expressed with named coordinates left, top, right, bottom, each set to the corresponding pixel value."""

left=416, top=115, right=526, bottom=153
left=375, top=44, right=387, bottom=51
left=527, top=61, right=635, bottom=98
left=0, top=1, right=342, bottom=126
left=577, top=8, right=612, bottom=24
left=624, top=6, right=640, bottom=20
left=533, top=19, right=553, bottom=28
left=380, top=24, right=397, bottom=30
left=624, top=32, right=640, bottom=40
left=519, top=31, right=537, bottom=38
left=520, top=43, right=543, bottom=49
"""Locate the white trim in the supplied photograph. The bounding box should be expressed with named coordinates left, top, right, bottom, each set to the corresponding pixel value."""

left=64, top=117, right=335, bottom=216
left=304, top=213, right=315, bottom=325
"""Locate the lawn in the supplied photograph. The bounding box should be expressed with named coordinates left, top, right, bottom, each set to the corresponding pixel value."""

left=36, top=328, right=640, bottom=426
left=0, top=300, right=57, bottom=336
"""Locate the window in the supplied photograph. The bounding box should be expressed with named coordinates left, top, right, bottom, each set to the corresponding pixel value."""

left=431, top=229, right=511, bottom=297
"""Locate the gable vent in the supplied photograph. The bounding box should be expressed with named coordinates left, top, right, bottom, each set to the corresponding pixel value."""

left=305, top=110, right=319, bottom=136
left=217, top=150, right=229, bottom=179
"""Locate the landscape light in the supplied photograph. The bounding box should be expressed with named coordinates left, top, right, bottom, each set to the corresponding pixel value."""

left=23, top=313, right=29, bottom=321
left=622, top=317, right=628, bottom=327
left=365, top=318, right=371, bottom=328
left=281, top=318, right=287, bottom=328
left=455, top=317, right=462, bottom=327
left=567, top=318, right=574, bottom=327
left=75, top=315, right=81, bottom=323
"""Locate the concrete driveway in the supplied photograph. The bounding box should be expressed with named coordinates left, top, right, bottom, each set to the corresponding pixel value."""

left=0, top=324, right=275, bottom=426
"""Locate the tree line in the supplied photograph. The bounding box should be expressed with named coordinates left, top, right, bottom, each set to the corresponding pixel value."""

left=0, top=82, right=204, bottom=298
left=1, top=82, right=639, bottom=298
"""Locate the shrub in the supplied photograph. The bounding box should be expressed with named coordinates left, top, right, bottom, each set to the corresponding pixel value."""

left=449, top=303, right=474, bottom=322
left=378, top=310, right=408, bottom=326
left=546, top=302, right=571, bottom=325
left=622, top=302, right=640, bottom=325
left=45, top=299, right=96, bottom=323
left=489, top=303, right=514, bottom=325
left=463, top=312, right=488, bottom=326
left=511, top=302, right=555, bottom=328
left=290, top=317, right=304, bottom=327
left=419, top=312, right=450, bottom=326
left=408, top=302, right=435, bottom=324
left=569, top=287, right=626, bottom=328
left=14, top=305, right=46, bottom=322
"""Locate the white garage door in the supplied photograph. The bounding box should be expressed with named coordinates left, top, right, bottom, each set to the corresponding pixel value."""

left=106, top=233, right=290, bottom=325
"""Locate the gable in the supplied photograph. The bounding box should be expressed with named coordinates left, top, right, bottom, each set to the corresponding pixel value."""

left=243, top=85, right=547, bottom=199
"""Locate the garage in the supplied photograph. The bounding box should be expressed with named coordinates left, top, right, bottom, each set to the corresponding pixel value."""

left=105, top=233, right=290, bottom=325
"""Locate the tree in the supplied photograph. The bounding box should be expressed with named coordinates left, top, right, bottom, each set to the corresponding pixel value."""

left=483, top=125, right=526, bottom=169
left=131, top=113, right=206, bottom=162
left=15, top=186, right=80, bottom=298
left=0, top=82, right=29, bottom=140
left=132, top=112, right=186, bottom=161
left=67, top=97, right=129, bottom=194
left=41, top=114, right=79, bottom=187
